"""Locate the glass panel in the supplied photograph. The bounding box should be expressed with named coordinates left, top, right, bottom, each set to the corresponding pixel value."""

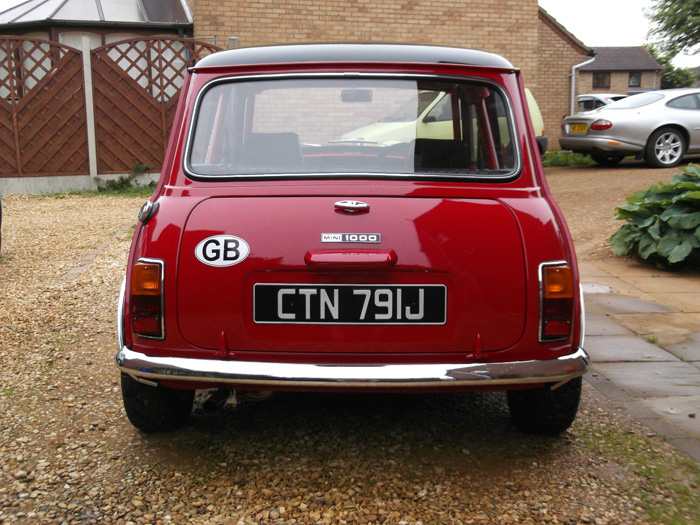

left=610, top=92, right=663, bottom=109
left=100, top=0, right=144, bottom=22
left=141, top=0, right=191, bottom=24
left=667, top=94, right=700, bottom=109
left=53, top=0, right=102, bottom=21
left=187, top=77, right=517, bottom=179
left=629, top=71, right=641, bottom=88
left=592, top=72, right=610, bottom=89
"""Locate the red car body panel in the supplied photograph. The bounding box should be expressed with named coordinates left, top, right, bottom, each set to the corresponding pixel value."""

left=117, top=45, right=587, bottom=400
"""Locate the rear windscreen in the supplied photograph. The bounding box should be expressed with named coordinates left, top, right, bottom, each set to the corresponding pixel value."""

left=186, top=77, right=519, bottom=179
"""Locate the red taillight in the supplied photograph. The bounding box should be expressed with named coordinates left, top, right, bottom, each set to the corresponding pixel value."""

left=540, top=263, right=574, bottom=342
left=591, top=119, right=612, bottom=130
left=130, top=260, right=164, bottom=339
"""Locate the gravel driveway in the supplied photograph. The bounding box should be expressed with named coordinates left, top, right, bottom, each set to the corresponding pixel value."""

left=0, top=170, right=697, bottom=524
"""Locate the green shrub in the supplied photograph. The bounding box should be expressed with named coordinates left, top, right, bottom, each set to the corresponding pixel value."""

left=610, top=164, right=700, bottom=268
left=542, top=151, right=593, bottom=167
left=94, top=162, right=150, bottom=192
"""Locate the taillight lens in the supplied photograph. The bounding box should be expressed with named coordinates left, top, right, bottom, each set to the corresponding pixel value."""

left=540, top=263, right=574, bottom=341
left=591, top=119, right=612, bottom=130
left=130, top=259, right=164, bottom=339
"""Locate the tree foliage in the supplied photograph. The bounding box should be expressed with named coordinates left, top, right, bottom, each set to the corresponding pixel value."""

left=647, top=46, right=697, bottom=89
left=646, top=0, right=700, bottom=56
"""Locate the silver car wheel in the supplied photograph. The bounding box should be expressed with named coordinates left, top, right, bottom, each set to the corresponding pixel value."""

left=653, top=131, right=683, bottom=165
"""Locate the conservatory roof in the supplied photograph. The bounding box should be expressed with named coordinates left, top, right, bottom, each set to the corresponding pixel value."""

left=0, top=0, right=193, bottom=28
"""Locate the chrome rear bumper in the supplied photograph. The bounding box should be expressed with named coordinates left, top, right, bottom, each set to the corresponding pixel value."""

left=115, top=346, right=589, bottom=390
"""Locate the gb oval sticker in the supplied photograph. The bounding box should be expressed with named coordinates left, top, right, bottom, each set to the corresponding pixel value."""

left=195, top=235, right=250, bottom=267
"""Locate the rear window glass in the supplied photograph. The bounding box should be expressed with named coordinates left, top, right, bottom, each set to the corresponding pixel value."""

left=186, top=77, right=518, bottom=180
left=608, top=92, right=663, bottom=109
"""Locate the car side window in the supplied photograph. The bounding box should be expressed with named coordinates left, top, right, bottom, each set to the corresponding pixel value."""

left=667, top=94, right=700, bottom=110
left=424, top=95, right=453, bottom=122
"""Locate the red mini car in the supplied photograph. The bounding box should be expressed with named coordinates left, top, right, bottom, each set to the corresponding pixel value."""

left=116, top=44, right=588, bottom=434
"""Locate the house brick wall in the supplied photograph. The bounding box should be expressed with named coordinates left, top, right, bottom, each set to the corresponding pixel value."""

left=579, top=70, right=661, bottom=94
left=535, top=12, right=589, bottom=150
left=190, top=0, right=540, bottom=87
left=189, top=0, right=596, bottom=151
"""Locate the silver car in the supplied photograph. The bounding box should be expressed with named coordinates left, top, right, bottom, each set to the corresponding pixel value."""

left=560, top=88, right=700, bottom=168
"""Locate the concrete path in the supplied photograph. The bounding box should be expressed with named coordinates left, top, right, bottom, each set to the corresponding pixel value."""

left=579, top=258, right=700, bottom=462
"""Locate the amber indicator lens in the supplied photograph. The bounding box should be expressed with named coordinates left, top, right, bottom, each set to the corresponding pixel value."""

left=130, top=261, right=164, bottom=339
left=131, top=263, right=162, bottom=296
left=540, top=264, right=574, bottom=341
left=543, top=266, right=573, bottom=299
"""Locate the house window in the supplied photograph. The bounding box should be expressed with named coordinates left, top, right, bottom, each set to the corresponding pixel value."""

left=629, top=71, right=641, bottom=87
left=593, top=72, right=610, bottom=89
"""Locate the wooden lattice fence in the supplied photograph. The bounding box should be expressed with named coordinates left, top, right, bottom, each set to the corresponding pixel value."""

left=91, top=37, right=220, bottom=174
left=0, top=35, right=221, bottom=180
left=0, top=37, right=88, bottom=176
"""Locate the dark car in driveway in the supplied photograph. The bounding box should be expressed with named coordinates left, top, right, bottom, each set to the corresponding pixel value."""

left=116, top=44, right=588, bottom=434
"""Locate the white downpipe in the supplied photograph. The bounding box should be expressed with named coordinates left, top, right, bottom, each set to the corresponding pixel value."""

left=570, top=56, right=596, bottom=116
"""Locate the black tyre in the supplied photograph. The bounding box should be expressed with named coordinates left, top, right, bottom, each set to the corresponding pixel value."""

left=590, top=151, right=624, bottom=166
left=121, top=373, right=194, bottom=432
left=644, top=127, right=686, bottom=168
left=507, top=376, right=582, bottom=435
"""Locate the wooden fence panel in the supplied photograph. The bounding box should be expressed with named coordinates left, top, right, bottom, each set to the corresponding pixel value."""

left=91, top=37, right=220, bottom=174
left=0, top=37, right=88, bottom=176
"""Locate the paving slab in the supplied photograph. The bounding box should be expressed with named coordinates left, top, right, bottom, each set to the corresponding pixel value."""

left=622, top=275, right=700, bottom=294
left=585, top=312, right=634, bottom=336
left=585, top=293, right=677, bottom=314
left=586, top=335, right=680, bottom=363
left=640, top=395, right=700, bottom=438
left=665, top=332, right=700, bottom=362
left=581, top=282, right=612, bottom=294
left=611, top=312, right=700, bottom=347
left=581, top=259, right=700, bottom=454
left=577, top=261, right=613, bottom=278
left=594, top=361, right=700, bottom=399
left=594, top=258, right=670, bottom=277
left=651, top=292, right=700, bottom=314
left=582, top=277, right=653, bottom=297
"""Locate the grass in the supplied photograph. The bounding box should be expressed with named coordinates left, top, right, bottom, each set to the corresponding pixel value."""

left=578, top=424, right=700, bottom=524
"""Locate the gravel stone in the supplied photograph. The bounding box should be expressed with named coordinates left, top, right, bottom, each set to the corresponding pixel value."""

left=0, top=180, right=696, bottom=524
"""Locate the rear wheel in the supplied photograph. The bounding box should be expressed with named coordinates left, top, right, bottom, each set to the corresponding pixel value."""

left=644, top=127, right=686, bottom=168
left=507, top=377, right=582, bottom=435
left=121, top=373, right=194, bottom=432
left=590, top=151, right=624, bottom=166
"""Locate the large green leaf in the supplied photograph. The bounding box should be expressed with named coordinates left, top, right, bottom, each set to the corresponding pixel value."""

left=660, top=202, right=691, bottom=220
left=625, top=190, right=647, bottom=204
left=638, top=232, right=658, bottom=259
left=679, top=190, right=700, bottom=202
left=667, top=211, right=700, bottom=230
left=657, top=230, right=683, bottom=257
left=647, top=218, right=662, bottom=241
left=667, top=238, right=693, bottom=263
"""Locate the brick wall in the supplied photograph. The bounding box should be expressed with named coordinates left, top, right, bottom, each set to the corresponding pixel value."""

left=190, top=0, right=540, bottom=84
left=535, top=11, right=590, bottom=150
left=579, top=70, right=661, bottom=94
left=189, top=0, right=596, bottom=151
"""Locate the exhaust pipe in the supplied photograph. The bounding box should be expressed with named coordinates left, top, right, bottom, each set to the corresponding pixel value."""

left=202, top=389, right=237, bottom=414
